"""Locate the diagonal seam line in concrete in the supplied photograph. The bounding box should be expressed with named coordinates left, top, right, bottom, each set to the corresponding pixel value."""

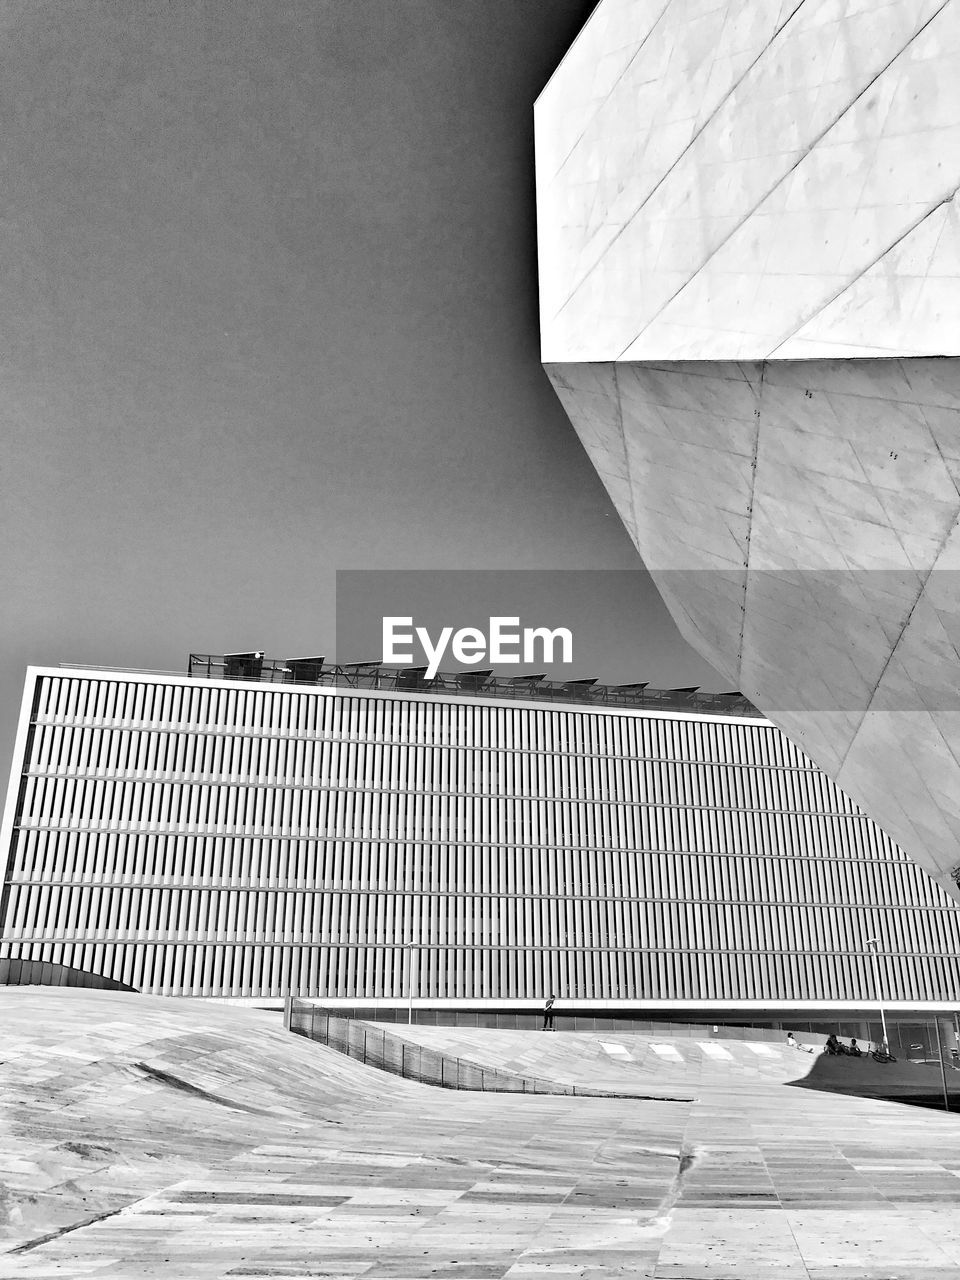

left=767, top=184, right=960, bottom=357
left=834, top=504, right=960, bottom=782
left=552, top=0, right=809, bottom=324
left=738, top=362, right=765, bottom=684
left=611, top=360, right=644, bottom=543
left=6, top=1206, right=127, bottom=1257
left=817, top=351, right=960, bottom=783
left=542, top=0, right=672, bottom=182
left=611, top=0, right=954, bottom=359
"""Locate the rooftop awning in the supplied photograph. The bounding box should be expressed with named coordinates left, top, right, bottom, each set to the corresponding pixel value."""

left=456, top=670, right=493, bottom=689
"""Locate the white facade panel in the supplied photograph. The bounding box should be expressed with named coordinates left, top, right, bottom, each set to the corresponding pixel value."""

left=536, top=0, right=960, bottom=363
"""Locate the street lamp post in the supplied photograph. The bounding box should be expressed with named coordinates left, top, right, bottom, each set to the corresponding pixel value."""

left=934, top=1017, right=951, bottom=1112
left=865, top=937, right=888, bottom=1054
left=402, top=941, right=416, bottom=1026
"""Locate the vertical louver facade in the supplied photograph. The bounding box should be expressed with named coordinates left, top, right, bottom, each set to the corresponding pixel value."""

left=2, top=665, right=959, bottom=1003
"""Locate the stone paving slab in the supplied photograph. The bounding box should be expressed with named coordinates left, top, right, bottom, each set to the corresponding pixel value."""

left=4, top=990, right=960, bottom=1277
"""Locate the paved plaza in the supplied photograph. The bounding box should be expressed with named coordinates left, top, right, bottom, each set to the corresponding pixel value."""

left=3, top=990, right=960, bottom=1278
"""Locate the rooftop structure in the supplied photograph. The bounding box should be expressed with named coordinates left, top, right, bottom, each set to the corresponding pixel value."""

left=185, top=651, right=762, bottom=718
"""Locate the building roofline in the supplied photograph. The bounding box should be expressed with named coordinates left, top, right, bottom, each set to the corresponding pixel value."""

left=185, top=653, right=763, bottom=719
left=30, top=659, right=770, bottom=726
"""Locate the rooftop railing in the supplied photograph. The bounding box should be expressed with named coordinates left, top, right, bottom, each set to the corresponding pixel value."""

left=187, top=653, right=762, bottom=719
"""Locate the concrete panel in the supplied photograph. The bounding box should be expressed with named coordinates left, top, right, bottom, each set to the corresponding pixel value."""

left=538, top=0, right=960, bottom=905
left=546, top=357, right=960, bottom=903
left=537, top=0, right=960, bottom=362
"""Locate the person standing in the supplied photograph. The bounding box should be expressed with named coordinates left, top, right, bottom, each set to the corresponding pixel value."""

left=543, top=994, right=556, bottom=1031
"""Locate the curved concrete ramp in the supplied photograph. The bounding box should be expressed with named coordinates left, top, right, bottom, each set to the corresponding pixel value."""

left=4, top=991, right=960, bottom=1277
left=374, top=1024, right=960, bottom=1104
left=370, top=1024, right=817, bottom=1090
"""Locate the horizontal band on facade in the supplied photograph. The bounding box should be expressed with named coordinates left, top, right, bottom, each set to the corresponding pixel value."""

left=22, top=769, right=849, bottom=808
left=29, top=718, right=820, bottom=772
left=4, top=937, right=955, bottom=958
left=7, top=828, right=911, bottom=865
left=29, top=667, right=770, bottom=725
left=4, top=878, right=946, bottom=912
left=277, top=997, right=960, bottom=1014
left=17, top=782, right=867, bottom=821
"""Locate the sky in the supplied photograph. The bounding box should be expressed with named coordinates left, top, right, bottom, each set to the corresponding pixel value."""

left=0, top=0, right=724, bottom=783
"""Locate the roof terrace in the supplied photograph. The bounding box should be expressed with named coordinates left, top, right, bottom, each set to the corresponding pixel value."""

left=187, top=652, right=763, bottom=719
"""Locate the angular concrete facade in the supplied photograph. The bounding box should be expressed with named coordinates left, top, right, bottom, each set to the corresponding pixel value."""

left=536, top=0, right=960, bottom=903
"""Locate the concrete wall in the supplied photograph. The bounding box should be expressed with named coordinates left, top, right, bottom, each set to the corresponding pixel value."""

left=536, top=0, right=960, bottom=903
left=537, top=0, right=960, bottom=362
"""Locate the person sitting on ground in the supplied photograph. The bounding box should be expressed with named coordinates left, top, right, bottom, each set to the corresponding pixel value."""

left=848, top=1037, right=862, bottom=1057
left=786, top=1032, right=798, bottom=1049
left=824, top=1034, right=842, bottom=1055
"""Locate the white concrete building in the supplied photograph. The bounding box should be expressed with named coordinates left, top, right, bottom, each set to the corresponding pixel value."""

left=536, top=0, right=960, bottom=905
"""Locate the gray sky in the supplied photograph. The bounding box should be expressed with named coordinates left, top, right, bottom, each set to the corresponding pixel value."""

left=1, top=0, right=723, bottom=780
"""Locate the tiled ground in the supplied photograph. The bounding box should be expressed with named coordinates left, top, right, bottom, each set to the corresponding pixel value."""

left=3, top=991, right=960, bottom=1278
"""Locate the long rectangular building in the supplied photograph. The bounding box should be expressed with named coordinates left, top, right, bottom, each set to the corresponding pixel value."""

left=2, top=658, right=959, bottom=1017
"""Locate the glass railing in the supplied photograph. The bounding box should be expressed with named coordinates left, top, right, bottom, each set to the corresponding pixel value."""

left=285, top=1001, right=691, bottom=1099
left=188, top=654, right=762, bottom=719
